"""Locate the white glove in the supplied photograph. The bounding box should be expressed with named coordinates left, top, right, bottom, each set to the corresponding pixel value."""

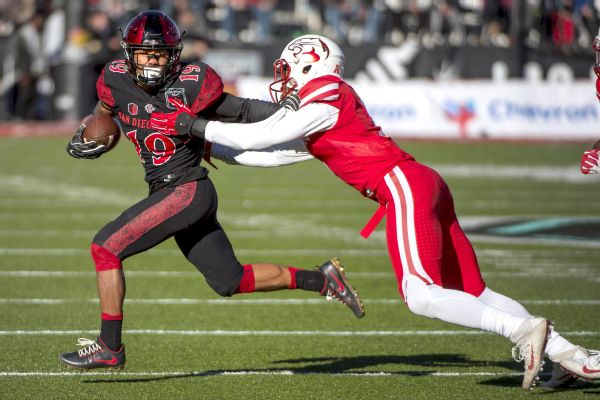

left=580, top=148, right=600, bottom=174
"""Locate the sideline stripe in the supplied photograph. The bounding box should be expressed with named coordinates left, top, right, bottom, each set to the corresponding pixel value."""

left=1, top=298, right=599, bottom=306
left=0, top=370, right=528, bottom=378
left=0, top=329, right=598, bottom=336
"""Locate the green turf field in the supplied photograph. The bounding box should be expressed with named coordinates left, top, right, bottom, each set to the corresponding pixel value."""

left=1, top=137, right=599, bottom=399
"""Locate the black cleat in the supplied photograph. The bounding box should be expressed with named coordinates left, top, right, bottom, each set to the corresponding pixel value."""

left=318, top=258, right=365, bottom=318
left=59, top=337, right=125, bottom=370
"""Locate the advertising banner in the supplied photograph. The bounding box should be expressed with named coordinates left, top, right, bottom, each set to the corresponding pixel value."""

left=236, top=78, right=600, bottom=140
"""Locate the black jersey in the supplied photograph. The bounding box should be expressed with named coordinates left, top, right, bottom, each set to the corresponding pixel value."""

left=97, top=61, right=224, bottom=189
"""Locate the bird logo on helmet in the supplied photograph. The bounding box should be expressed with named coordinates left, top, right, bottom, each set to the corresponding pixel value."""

left=120, top=10, right=184, bottom=87
left=270, top=34, right=345, bottom=103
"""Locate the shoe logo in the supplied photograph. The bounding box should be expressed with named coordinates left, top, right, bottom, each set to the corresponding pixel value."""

left=95, top=356, right=118, bottom=365
left=582, top=366, right=600, bottom=374
left=328, top=272, right=346, bottom=295
left=528, top=348, right=535, bottom=371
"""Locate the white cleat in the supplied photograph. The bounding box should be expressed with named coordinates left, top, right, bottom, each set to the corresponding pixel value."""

left=510, top=317, right=552, bottom=390
left=559, top=349, right=600, bottom=381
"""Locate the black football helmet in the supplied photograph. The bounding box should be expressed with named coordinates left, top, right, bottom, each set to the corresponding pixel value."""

left=121, top=10, right=183, bottom=87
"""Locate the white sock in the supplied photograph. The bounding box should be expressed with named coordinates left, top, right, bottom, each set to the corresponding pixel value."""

left=480, top=304, right=527, bottom=339
left=545, top=327, right=582, bottom=361
left=404, top=277, right=526, bottom=337
left=478, top=287, right=581, bottom=358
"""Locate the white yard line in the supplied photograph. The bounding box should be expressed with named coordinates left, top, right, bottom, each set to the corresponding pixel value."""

left=0, top=329, right=598, bottom=336
left=0, top=370, right=527, bottom=378
left=2, top=270, right=599, bottom=283
left=1, top=298, right=599, bottom=306
left=0, top=248, right=388, bottom=257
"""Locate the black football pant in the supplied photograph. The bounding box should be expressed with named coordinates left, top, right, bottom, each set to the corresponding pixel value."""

left=92, top=177, right=244, bottom=296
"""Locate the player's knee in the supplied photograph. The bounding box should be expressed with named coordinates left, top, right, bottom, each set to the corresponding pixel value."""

left=207, top=264, right=255, bottom=297
left=209, top=265, right=255, bottom=296
left=206, top=279, right=237, bottom=297
left=90, top=243, right=122, bottom=272
left=403, top=275, right=434, bottom=318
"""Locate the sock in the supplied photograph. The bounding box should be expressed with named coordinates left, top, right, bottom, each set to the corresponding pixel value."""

left=545, top=327, right=581, bottom=361
left=100, top=312, right=123, bottom=351
left=480, top=305, right=527, bottom=339
left=293, top=269, right=325, bottom=292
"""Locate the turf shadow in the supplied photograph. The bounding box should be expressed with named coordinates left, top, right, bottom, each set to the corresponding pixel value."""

left=80, top=353, right=518, bottom=384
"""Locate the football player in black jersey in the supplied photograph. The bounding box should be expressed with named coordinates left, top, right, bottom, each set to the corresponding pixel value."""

left=60, top=10, right=365, bottom=370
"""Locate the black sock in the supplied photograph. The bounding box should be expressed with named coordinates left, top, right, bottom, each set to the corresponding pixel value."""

left=295, top=270, right=326, bottom=293
left=100, top=319, right=123, bottom=351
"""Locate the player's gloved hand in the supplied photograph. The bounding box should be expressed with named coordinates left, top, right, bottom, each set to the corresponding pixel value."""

left=66, top=123, right=106, bottom=159
left=580, top=148, right=600, bottom=174
left=150, top=98, right=208, bottom=138
left=280, top=94, right=300, bottom=111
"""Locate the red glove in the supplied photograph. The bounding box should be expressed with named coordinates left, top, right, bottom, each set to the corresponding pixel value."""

left=596, top=78, right=600, bottom=102
left=150, top=98, right=194, bottom=135
left=580, top=148, right=600, bottom=174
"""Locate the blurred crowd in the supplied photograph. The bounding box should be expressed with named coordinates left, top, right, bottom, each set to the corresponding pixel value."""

left=1, top=0, right=600, bottom=120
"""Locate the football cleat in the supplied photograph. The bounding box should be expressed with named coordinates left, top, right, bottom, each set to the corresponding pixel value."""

left=59, top=337, right=125, bottom=370
left=539, top=361, right=578, bottom=389
left=318, top=258, right=365, bottom=318
left=559, top=349, right=600, bottom=381
left=540, top=346, right=589, bottom=388
left=510, top=317, right=552, bottom=390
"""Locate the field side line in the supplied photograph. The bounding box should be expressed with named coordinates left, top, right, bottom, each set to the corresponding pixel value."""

left=0, top=329, right=598, bottom=336
left=1, top=298, right=600, bottom=306
left=0, top=370, right=526, bottom=378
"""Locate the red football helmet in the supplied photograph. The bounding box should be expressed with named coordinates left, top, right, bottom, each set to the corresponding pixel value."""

left=121, top=10, right=183, bottom=87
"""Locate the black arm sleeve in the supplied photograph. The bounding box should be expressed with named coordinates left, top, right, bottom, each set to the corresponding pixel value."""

left=202, top=93, right=281, bottom=123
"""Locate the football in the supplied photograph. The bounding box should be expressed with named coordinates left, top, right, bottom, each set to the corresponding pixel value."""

left=81, top=113, right=122, bottom=152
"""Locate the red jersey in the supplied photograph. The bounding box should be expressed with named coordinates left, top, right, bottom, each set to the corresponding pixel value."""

left=298, top=75, right=414, bottom=198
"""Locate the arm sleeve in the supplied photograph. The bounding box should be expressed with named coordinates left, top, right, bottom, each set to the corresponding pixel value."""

left=205, top=103, right=338, bottom=150
left=210, top=140, right=314, bottom=167
left=203, top=93, right=281, bottom=123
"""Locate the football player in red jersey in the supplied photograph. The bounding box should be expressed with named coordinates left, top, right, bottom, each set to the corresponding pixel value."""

left=151, top=34, right=600, bottom=389
left=580, top=30, right=600, bottom=175
left=60, top=13, right=365, bottom=370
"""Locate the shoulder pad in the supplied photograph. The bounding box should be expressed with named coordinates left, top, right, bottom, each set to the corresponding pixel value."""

left=187, top=63, right=224, bottom=114
left=298, top=78, right=340, bottom=107
left=96, top=61, right=129, bottom=108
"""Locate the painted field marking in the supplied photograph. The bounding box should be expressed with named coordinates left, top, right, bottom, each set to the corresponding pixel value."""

left=1, top=298, right=599, bottom=306
left=0, top=329, right=598, bottom=336
left=0, top=370, right=529, bottom=378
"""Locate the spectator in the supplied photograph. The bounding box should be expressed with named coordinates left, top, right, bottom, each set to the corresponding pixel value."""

left=3, top=8, right=50, bottom=120
left=552, top=0, right=576, bottom=53
left=429, top=0, right=465, bottom=45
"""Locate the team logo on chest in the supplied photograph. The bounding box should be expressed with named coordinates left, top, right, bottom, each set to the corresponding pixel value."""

left=165, top=88, right=187, bottom=110
left=145, top=104, right=155, bottom=113
left=128, top=103, right=138, bottom=115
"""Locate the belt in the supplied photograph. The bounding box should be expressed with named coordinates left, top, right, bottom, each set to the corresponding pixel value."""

left=360, top=204, right=386, bottom=239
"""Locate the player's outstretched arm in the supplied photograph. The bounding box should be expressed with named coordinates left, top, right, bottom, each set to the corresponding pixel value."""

left=209, top=139, right=314, bottom=167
